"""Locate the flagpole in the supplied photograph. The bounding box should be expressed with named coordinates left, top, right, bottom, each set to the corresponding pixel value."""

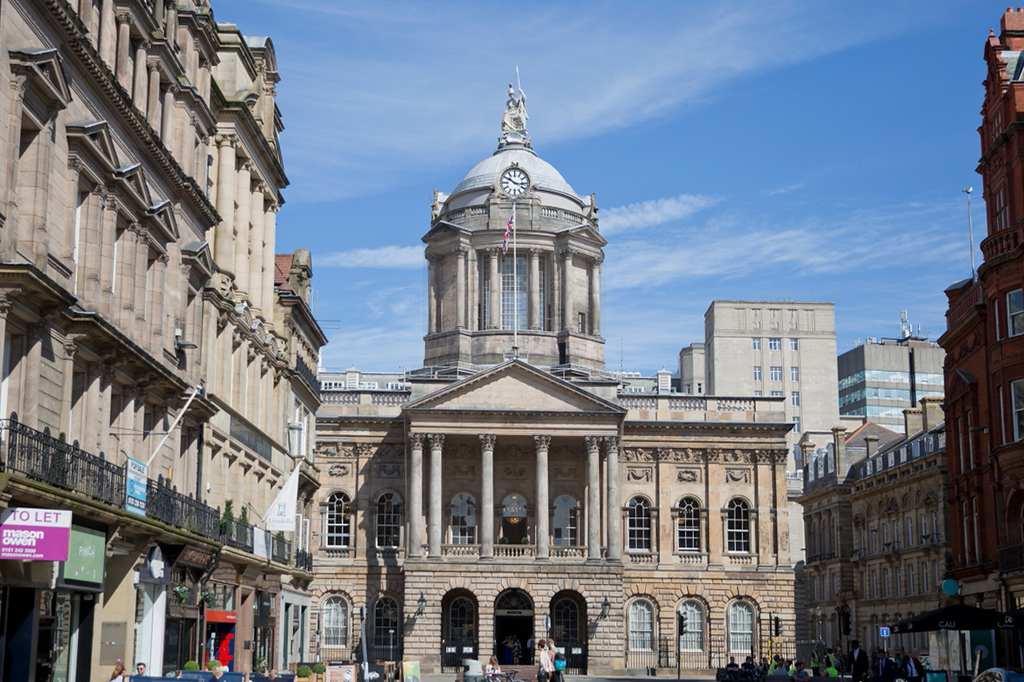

left=512, top=201, right=518, bottom=357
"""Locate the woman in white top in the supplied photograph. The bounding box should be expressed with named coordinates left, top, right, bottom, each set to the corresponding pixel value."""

left=536, top=639, right=554, bottom=681
left=485, top=656, right=502, bottom=679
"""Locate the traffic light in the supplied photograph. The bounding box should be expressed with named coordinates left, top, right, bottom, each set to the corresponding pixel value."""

left=774, top=616, right=782, bottom=637
left=680, top=611, right=688, bottom=635
left=841, top=611, right=852, bottom=635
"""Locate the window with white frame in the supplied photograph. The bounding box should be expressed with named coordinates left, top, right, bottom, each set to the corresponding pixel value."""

left=628, top=600, right=654, bottom=651
left=678, top=601, right=704, bottom=651
left=791, top=392, right=800, bottom=406
left=771, top=391, right=783, bottom=397
left=450, top=493, right=476, bottom=545
left=791, top=366, right=799, bottom=382
left=753, top=366, right=762, bottom=382
left=752, top=338, right=761, bottom=350
left=325, top=492, right=352, bottom=547
left=726, top=499, right=750, bottom=553
left=322, top=596, right=349, bottom=650
left=996, top=185, right=1009, bottom=232
left=1013, top=380, right=1024, bottom=441
left=628, top=497, right=652, bottom=551
left=793, top=417, right=801, bottom=432
left=677, top=497, right=701, bottom=552
left=769, top=338, right=781, bottom=351
left=727, top=602, right=754, bottom=653
left=769, top=366, right=782, bottom=381
left=790, top=339, right=799, bottom=351
left=373, top=596, right=400, bottom=649
left=552, top=495, right=579, bottom=546
left=1010, top=290, right=1024, bottom=337
left=375, top=492, right=402, bottom=548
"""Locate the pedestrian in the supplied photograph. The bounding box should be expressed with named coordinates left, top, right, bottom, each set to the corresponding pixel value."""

left=513, top=637, right=522, bottom=665
left=135, top=663, right=147, bottom=678
left=527, top=636, right=535, bottom=664
left=898, top=654, right=923, bottom=682
left=872, top=650, right=895, bottom=682
left=850, top=641, right=869, bottom=682
left=503, top=635, right=514, bottom=665
left=536, top=639, right=552, bottom=682
left=485, top=655, right=502, bottom=679
left=110, top=663, right=126, bottom=682
left=268, top=671, right=279, bottom=681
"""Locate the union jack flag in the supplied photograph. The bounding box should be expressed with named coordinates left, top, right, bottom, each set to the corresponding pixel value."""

left=502, top=209, right=515, bottom=254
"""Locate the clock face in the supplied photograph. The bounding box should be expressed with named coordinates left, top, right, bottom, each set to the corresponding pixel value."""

left=500, top=168, right=530, bottom=197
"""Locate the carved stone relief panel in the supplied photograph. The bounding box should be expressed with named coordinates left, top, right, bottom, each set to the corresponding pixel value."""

left=626, top=466, right=653, bottom=482
left=328, top=462, right=351, bottom=477
left=453, top=464, right=476, bottom=478
left=502, top=465, right=526, bottom=480
left=377, top=462, right=402, bottom=478
left=725, top=468, right=751, bottom=484
left=677, top=467, right=700, bottom=483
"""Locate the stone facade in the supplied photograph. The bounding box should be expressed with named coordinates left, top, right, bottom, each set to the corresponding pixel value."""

left=0, top=0, right=322, bottom=678
left=800, top=398, right=950, bottom=658
left=311, top=102, right=797, bottom=675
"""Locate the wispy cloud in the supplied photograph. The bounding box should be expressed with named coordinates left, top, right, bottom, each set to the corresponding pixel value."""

left=603, top=200, right=964, bottom=292
left=601, top=194, right=718, bottom=234
left=765, top=183, right=806, bottom=197
left=317, top=246, right=424, bottom=269
left=230, top=0, right=926, bottom=201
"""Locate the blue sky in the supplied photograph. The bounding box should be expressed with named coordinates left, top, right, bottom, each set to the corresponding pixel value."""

left=215, top=0, right=994, bottom=375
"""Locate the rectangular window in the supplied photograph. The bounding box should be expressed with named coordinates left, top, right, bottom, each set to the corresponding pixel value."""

left=753, top=366, right=762, bottom=382
left=753, top=390, right=762, bottom=397
left=1014, top=380, right=1024, bottom=442
left=791, top=391, right=800, bottom=406
left=907, top=564, right=915, bottom=594
left=995, top=185, right=1009, bottom=232
left=769, top=366, right=782, bottom=381
left=752, top=338, right=760, bottom=350
left=921, top=562, right=928, bottom=593
left=770, top=390, right=783, bottom=397
left=501, top=256, right=527, bottom=331
left=790, top=339, right=798, bottom=351
left=769, top=338, right=781, bottom=351
left=792, top=416, right=800, bottom=432
left=791, top=366, right=799, bottom=382
left=882, top=568, right=889, bottom=597
left=1009, top=289, right=1023, bottom=336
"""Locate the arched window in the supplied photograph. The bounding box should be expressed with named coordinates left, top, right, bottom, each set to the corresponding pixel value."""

left=552, top=597, right=581, bottom=646
left=375, top=493, right=402, bottom=548
left=726, top=499, right=750, bottom=553
left=677, top=498, right=700, bottom=552
left=552, top=495, right=579, bottom=546
left=501, top=493, right=528, bottom=544
left=325, top=492, right=351, bottom=547
left=448, top=596, right=475, bottom=642
left=727, top=602, right=754, bottom=653
left=628, top=600, right=654, bottom=651
left=678, top=600, right=704, bottom=651
left=322, top=596, right=349, bottom=651
left=450, top=494, right=477, bottom=545
left=373, top=596, right=400, bottom=654
left=628, top=497, right=652, bottom=551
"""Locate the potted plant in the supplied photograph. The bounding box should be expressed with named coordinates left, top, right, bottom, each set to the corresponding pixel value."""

left=312, top=662, right=327, bottom=680
left=520, top=537, right=530, bottom=545
left=253, top=657, right=268, bottom=674
left=207, top=659, right=223, bottom=671
left=172, top=582, right=191, bottom=604
left=296, top=664, right=313, bottom=682
left=200, top=587, right=216, bottom=608
left=184, top=661, right=200, bottom=671
left=499, top=536, right=508, bottom=544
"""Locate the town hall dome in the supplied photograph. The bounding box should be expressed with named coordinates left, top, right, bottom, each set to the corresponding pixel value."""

left=450, top=147, right=578, bottom=199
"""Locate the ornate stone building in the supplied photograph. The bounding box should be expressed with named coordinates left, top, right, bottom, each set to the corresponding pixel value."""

left=0, top=0, right=322, bottom=678
left=800, top=399, right=950, bottom=657
left=312, top=91, right=796, bottom=675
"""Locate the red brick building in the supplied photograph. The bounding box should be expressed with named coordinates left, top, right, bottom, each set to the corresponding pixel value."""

left=940, top=8, right=1024, bottom=630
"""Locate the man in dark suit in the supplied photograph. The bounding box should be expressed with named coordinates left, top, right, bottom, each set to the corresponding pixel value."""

left=873, top=650, right=896, bottom=682
left=850, top=641, right=869, bottom=682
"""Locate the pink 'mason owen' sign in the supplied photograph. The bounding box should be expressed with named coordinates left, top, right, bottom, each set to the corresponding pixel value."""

left=0, top=508, right=73, bottom=560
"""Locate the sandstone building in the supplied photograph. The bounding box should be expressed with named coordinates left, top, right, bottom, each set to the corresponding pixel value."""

left=0, top=0, right=322, bottom=678
left=799, top=399, right=949, bottom=658
left=311, top=92, right=796, bottom=675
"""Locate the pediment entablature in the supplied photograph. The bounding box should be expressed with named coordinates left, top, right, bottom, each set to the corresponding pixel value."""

left=114, top=161, right=152, bottom=212
left=556, top=223, right=607, bottom=247
left=147, top=198, right=180, bottom=241
left=67, top=120, right=120, bottom=178
left=10, top=48, right=72, bottom=116
left=181, top=240, right=214, bottom=281
left=405, top=359, right=625, bottom=417
left=422, top=220, right=471, bottom=243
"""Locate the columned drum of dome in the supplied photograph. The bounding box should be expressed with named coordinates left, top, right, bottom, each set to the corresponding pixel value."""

left=422, top=88, right=606, bottom=369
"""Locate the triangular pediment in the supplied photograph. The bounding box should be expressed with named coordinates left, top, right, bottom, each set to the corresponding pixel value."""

left=67, top=120, right=120, bottom=173
left=405, top=359, right=624, bottom=415
left=422, top=220, right=469, bottom=243
left=557, top=223, right=607, bottom=247
left=10, top=48, right=72, bottom=110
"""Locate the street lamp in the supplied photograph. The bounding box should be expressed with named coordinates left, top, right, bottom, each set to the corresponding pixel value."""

left=600, top=598, right=611, bottom=619
left=416, top=593, right=426, bottom=615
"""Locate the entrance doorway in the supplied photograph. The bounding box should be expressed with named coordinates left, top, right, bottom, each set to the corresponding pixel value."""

left=494, top=589, right=533, bottom=665
left=501, top=495, right=528, bottom=544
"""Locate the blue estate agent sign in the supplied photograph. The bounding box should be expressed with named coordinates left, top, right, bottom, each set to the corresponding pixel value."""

left=880, top=627, right=890, bottom=638
left=126, top=458, right=147, bottom=516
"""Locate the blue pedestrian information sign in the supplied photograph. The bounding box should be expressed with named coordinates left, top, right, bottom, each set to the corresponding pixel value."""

left=880, top=627, right=890, bottom=638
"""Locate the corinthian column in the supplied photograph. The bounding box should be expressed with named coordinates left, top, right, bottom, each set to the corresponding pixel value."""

left=561, top=248, right=574, bottom=331
left=585, top=436, right=602, bottom=561
left=535, top=435, right=551, bottom=559
left=249, top=184, right=266, bottom=315
left=480, top=434, right=496, bottom=558
left=408, top=433, right=425, bottom=557
left=233, top=161, right=253, bottom=300
left=428, top=433, right=445, bottom=557
left=605, top=436, right=621, bottom=561
left=456, top=247, right=467, bottom=329
left=213, top=136, right=236, bottom=269
left=528, top=249, right=540, bottom=330
left=589, top=255, right=602, bottom=336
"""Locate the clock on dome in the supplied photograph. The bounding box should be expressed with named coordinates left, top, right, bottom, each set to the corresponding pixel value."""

left=500, top=167, right=530, bottom=197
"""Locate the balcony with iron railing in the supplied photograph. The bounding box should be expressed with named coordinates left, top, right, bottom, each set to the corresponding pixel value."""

left=220, top=517, right=254, bottom=552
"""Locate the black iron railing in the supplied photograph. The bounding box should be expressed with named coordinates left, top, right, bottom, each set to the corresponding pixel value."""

left=295, top=356, right=319, bottom=393
left=440, top=637, right=477, bottom=673
left=272, top=533, right=291, bottom=564
left=0, top=414, right=126, bottom=507
left=221, top=517, right=254, bottom=552
left=295, top=548, right=313, bottom=571
left=148, top=477, right=219, bottom=537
